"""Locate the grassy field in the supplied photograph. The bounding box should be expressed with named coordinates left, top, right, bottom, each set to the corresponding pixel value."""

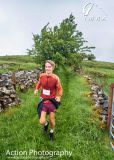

left=83, top=60, right=114, bottom=95
left=0, top=56, right=114, bottom=159
left=0, top=55, right=39, bottom=73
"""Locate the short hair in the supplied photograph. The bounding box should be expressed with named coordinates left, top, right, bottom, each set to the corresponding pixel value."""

left=45, top=60, right=55, bottom=70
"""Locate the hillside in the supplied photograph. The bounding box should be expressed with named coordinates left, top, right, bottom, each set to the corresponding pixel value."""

left=0, top=56, right=114, bottom=159
left=83, top=60, right=114, bottom=95
left=0, top=55, right=38, bottom=74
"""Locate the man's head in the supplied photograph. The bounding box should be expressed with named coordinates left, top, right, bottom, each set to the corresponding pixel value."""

left=45, top=60, right=55, bottom=75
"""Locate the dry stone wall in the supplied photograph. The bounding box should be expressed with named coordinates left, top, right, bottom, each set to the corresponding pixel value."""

left=84, top=75, right=109, bottom=128
left=0, top=69, right=41, bottom=112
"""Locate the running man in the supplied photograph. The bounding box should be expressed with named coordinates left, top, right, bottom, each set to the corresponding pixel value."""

left=34, top=60, right=63, bottom=141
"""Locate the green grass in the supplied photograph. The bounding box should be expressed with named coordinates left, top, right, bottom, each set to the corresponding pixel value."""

left=0, top=55, right=35, bottom=63
left=83, top=61, right=114, bottom=95
left=0, top=66, right=113, bottom=160
left=0, top=55, right=39, bottom=73
left=83, top=61, right=114, bottom=70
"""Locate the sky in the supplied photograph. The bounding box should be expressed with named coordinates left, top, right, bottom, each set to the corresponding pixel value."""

left=0, top=0, right=114, bottom=62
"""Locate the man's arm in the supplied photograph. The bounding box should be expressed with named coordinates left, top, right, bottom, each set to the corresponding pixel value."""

left=34, top=76, right=41, bottom=94
left=56, top=77, right=63, bottom=101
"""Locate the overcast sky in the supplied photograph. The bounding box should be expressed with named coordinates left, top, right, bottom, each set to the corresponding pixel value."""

left=0, top=0, right=114, bottom=62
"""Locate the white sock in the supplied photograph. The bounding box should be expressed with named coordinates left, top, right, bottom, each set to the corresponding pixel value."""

left=50, top=129, right=54, bottom=133
left=44, top=121, right=48, bottom=126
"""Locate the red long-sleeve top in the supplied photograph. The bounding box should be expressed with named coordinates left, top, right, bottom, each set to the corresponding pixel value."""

left=35, top=73, right=63, bottom=99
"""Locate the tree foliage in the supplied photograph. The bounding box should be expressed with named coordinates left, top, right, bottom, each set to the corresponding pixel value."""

left=87, top=53, right=96, bottom=61
left=27, top=14, right=95, bottom=69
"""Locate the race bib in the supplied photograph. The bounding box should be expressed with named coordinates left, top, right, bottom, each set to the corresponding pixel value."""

left=43, top=89, right=50, bottom=95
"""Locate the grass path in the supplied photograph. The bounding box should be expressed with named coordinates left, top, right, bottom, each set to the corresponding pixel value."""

left=0, top=66, right=114, bottom=160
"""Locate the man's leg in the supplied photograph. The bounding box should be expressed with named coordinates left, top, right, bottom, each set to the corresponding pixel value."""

left=49, top=112, right=55, bottom=129
left=49, top=112, right=55, bottom=140
left=39, top=111, right=49, bottom=133
left=39, top=111, right=47, bottom=125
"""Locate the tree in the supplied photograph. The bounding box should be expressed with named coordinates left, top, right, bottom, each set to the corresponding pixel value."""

left=27, top=14, right=95, bottom=69
left=87, top=53, right=96, bottom=61
left=68, top=53, right=83, bottom=71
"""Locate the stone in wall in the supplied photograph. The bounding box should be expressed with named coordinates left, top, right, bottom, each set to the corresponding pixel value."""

left=0, top=73, right=21, bottom=112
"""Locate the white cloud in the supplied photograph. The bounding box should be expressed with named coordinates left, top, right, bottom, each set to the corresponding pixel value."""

left=0, top=7, right=7, bottom=23
left=0, top=0, right=114, bottom=62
